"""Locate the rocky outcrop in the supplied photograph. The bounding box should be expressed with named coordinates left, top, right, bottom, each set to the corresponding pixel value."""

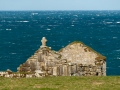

left=17, top=37, right=106, bottom=76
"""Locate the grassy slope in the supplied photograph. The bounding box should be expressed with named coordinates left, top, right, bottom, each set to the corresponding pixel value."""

left=0, top=76, right=120, bottom=90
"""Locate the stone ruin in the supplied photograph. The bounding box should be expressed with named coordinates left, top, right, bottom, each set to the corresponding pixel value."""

left=17, top=37, right=106, bottom=77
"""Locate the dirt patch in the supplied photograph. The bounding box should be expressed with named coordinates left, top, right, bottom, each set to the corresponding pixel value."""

left=92, top=82, right=103, bottom=86
left=33, top=84, right=41, bottom=88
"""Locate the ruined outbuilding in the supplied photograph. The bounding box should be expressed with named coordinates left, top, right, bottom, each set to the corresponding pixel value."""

left=17, top=37, right=106, bottom=76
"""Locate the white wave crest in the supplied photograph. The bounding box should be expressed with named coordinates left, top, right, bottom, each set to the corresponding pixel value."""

left=116, top=22, right=120, bottom=24
left=71, top=25, right=74, bottom=26
left=106, top=22, right=113, bottom=24
left=16, top=21, right=29, bottom=22
left=46, top=28, right=51, bottom=30
left=6, top=29, right=11, bottom=31
left=32, top=13, right=38, bottom=15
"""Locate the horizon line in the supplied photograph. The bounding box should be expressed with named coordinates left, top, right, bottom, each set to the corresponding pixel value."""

left=0, top=10, right=120, bottom=11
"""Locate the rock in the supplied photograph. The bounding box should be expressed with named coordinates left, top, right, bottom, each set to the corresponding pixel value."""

left=6, top=69, right=12, bottom=74
left=53, top=67, right=57, bottom=76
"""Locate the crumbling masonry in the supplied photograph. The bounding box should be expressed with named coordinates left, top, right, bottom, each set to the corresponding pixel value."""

left=17, top=37, right=106, bottom=76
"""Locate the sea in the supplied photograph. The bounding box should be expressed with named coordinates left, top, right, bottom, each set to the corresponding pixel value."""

left=0, top=11, right=120, bottom=75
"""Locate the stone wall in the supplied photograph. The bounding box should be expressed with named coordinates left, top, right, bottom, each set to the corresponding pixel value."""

left=32, top=59, right=106, bottom=76
left=17, top=37, right=106, bottom=77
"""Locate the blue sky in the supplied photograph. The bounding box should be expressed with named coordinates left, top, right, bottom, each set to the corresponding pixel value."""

left=0, top=0, right=120, bottom=10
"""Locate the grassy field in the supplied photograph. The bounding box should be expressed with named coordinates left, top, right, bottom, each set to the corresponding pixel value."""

left=0, top=76, right=120, bottom=90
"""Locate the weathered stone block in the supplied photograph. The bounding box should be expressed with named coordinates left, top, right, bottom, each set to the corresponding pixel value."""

left=98, top=72, right=102, bottom=76
left=89, top=68, right=93, bottom=72
left=79, top=71, right=83, bottom=76
left=68, top=65, right=72, bottom=76
left=59, top=66, right=63, bottom=76
left=96, top=69, right=101, bottom=73
left=53, top=67, right=57, bottom=76
left=93, top=66, right=97, bottom=72
left=38, top=54, right=44, bottom=62
left=79, top=67, right=83, bottom=71
left=48, top=68, right=53, bottom=75
left=47, top=62, right=55, bottom=67
left=71, top=65, right=77, bottom=74
left=63, top=65, right=68, bottom=76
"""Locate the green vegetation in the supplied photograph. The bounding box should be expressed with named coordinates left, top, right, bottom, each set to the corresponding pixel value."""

left=58, top=41, right=83, bottom=52
left=0, top=76, right=120, bottom=90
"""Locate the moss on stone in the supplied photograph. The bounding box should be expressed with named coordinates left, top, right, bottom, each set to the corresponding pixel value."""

left=69, top=41, right=85, bottom=45
left=59, top=41, right=106, bottom=61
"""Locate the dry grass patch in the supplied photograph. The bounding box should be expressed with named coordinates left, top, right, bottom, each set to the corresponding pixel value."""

left=92, top=81, right=104, bottom=86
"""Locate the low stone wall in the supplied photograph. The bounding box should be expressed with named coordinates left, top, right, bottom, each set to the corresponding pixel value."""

left=0, top=59, right=106, bottom=78
left=0, top=71, right=45, bottom=78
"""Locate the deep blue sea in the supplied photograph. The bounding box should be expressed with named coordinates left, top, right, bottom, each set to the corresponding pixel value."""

left=0, top=11, right=120, bottom=75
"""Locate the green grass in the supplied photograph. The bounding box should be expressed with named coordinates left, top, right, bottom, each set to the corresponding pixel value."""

left=0, top=76, right=120, bottom=90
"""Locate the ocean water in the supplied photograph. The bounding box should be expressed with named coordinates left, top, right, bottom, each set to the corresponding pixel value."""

left=0, top=11, right=120, bottom=75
